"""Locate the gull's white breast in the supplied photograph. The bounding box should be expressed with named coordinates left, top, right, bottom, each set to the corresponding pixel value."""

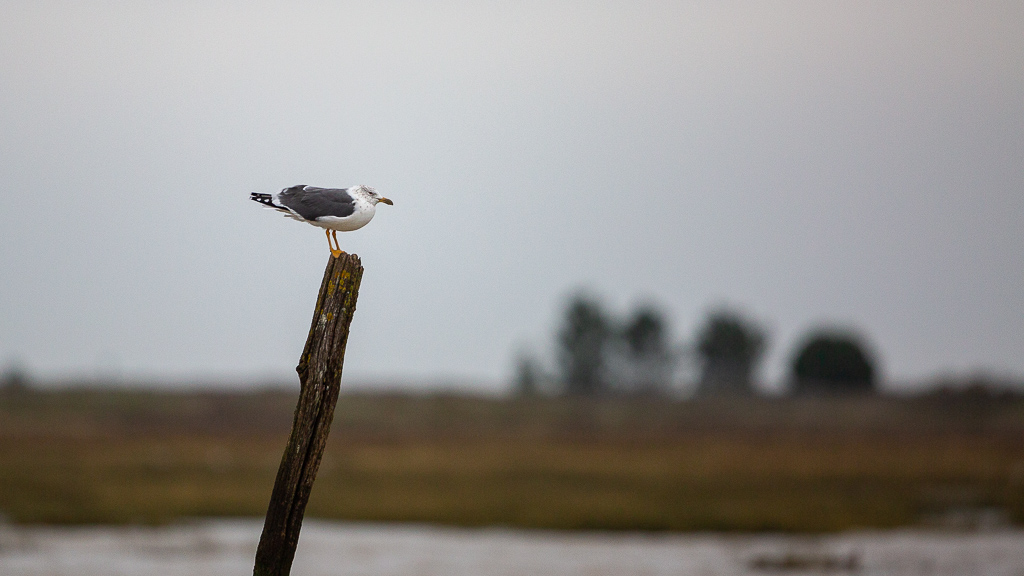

left=309, top=198, right=376, bottom=232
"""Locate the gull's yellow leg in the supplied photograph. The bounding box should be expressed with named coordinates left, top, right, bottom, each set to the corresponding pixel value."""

left=326, top=229, right=342, bottom=258
left=331, top=230, right=347, bottom=256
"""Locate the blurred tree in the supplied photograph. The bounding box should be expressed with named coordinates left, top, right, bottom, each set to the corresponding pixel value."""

left=790, top=331, right=876, bottom=394
left=513, top=353, right=542, bottom=397
left=695, top=310, right=766, bottom=396
left=557, top=295, right=611, bottom=396
left=1, top=361, right=29, bottom=392
left=620, top=306, right=674, bottom=395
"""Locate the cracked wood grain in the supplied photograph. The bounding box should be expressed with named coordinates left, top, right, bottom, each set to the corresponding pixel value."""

left=254, top=253, right=363, bottom=576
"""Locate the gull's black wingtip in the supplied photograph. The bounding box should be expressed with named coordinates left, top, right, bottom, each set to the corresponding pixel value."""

left=251, top=192, right=276, bottom=208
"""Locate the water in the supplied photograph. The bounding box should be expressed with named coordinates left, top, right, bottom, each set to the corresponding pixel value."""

left=1, top=520, right=1022, bottom=575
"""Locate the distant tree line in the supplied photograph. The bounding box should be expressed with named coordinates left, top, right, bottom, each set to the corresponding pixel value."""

left=514, top=296, right=676, bottom=397
left=516, top=293, right=879, bottom=397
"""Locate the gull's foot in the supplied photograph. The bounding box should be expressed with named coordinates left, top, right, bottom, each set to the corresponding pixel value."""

left=330, top=248, right=345, bottom=258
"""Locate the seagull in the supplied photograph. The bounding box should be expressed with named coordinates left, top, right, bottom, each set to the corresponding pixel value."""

left=251, top=185, right=393, bottom=257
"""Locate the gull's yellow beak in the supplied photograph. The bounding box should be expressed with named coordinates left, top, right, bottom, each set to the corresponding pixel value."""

left=379, top=197, right=393, bottom=206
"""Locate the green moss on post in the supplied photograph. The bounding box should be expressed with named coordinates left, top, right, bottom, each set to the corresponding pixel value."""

left=254, top=253, right=364, bottom=576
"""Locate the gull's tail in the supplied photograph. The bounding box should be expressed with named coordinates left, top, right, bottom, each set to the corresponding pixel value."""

left=250, top=192, right=280, bottom=209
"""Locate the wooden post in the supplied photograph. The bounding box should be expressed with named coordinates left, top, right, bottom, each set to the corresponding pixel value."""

left=254, top=254, right=364, bottom=576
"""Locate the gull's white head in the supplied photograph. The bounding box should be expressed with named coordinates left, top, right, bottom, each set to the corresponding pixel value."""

left=353, top=185, right=393, bottom=206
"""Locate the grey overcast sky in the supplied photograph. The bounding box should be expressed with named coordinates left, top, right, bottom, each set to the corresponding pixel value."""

left=1, top=1, right=1022, bottom=392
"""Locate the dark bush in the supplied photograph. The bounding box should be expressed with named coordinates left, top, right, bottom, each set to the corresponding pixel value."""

left=791, top=331, right=876, bottom=394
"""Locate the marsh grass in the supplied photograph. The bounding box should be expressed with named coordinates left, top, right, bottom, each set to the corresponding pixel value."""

left=0, top=388, right=1021, bottom=531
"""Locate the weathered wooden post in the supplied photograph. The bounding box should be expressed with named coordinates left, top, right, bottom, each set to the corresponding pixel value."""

left=254, top=253, right=363, bottom=576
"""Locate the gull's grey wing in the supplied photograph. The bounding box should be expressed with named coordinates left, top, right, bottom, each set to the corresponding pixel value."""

left=277, top=185, right=356, bottom=220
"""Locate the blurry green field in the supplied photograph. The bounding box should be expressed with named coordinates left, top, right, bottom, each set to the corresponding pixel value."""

left=0, top=388, right=1022, bottom=531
